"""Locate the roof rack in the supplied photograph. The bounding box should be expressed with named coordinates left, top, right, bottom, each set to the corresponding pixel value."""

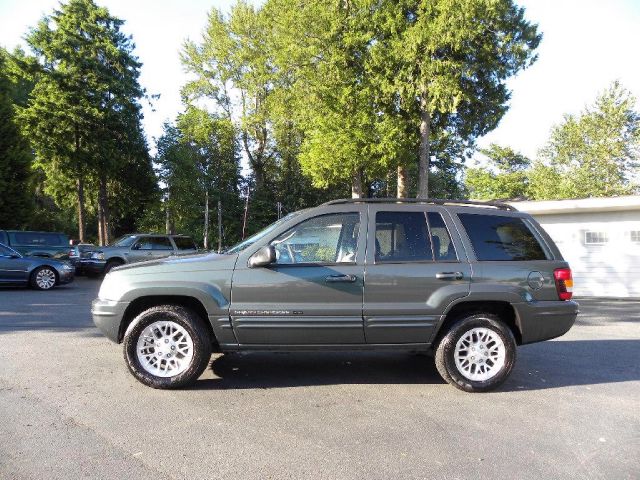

left=321, top=198, right=518, bottom=211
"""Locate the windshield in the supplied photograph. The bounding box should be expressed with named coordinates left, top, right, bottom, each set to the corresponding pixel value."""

left=225, top=212, right=301, bottom=254
left=109, top=235, right=137, bottom=248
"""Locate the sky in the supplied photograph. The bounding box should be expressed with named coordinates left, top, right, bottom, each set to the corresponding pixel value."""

left=1, top=0, right=639, bottom=162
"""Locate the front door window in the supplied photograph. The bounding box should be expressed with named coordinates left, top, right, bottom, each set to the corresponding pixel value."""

left=270, top=213, right=360, bottom=264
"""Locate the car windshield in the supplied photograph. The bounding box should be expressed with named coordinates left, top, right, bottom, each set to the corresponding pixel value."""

left=109, top=235, right=137, bottom=247
left=225, top=212, right=301, bottom=254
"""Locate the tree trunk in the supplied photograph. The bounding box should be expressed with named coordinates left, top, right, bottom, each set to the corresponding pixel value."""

left=351, top=169, right=364, bottom=198
left=418, top=87, right=430, bottom=199
left=98, top=176, right=110, bottom=246
left=217, top=200, right=222, bottom=253
left=77, top=177, right=86, bottom=243
left=203, top=190, right=209, bottom=250
left=165, top=190, right=174, bottom=235
left=397, top=165, right=409, bottom=198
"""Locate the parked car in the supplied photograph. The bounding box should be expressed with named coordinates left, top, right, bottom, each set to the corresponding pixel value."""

left=92, top=199, right=578, bottom=392
left=0, top=242, right=75, bottom=290
left=0, top=230, right=71, bottom=259
left=82, top=234, right=198, bottom=276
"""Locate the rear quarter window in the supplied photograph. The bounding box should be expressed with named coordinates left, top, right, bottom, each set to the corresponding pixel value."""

left=8, top=232, right=67, bottom=247
left=458, top=213, right=548, bottom=261
left=173, top=237, right=197, bottom=250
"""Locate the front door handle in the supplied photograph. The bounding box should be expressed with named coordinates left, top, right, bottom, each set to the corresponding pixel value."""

left=325, top=274, right=357, bottom=283
left=436, top=271, right=463, bottom=280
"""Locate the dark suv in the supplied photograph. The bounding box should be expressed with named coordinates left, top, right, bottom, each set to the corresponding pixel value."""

left=92, top=199, right=578, bottom=392
left=0, top=230, right=71, bottom=259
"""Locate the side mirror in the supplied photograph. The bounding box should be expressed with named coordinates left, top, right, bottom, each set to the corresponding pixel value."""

left=131, top=243, right=140, bottom=250
left=10, top=253, right=21, bottom=259
left=248, top=245, right=276, bottom=268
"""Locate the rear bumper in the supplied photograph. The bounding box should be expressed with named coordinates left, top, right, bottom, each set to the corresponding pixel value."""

left=513, top=300, right=579, bottom=344
left=92, top=298, right=129, bottom=343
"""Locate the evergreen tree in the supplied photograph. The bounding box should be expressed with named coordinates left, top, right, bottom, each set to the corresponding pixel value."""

left=23, top=0, right=151, bottom=244
left=0, top=53, right=34, bottom=229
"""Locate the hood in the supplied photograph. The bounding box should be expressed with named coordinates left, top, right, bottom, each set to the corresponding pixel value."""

left=111, top=252, right=237, bottom=275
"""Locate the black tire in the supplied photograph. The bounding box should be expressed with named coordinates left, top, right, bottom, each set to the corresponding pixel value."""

left=103, top=259, right=124, bottom=275
left=123, top=305, right=212, bottom=389
left=30, top=266, right=58, bottom=291
left=435, top=313, right=516, bottom=393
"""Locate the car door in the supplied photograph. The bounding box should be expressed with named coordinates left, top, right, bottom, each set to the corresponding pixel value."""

left=148, top=236, right=175, bottom=259
left=0, top=244, right=30, bottom=283
left=129, top=237, right=155, bottom=262
left=363, top=205, right=471, bottom=344
left=230, top=208, right=367, bottom=345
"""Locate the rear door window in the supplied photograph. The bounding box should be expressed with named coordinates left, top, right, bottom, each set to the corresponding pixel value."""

left=458, top=213, right=548, bottom=261
left=375, top=212, right=432, bottom=262
left=427, top=212, right=457, bottom=261
left=149, top=237, right=174, bottom=250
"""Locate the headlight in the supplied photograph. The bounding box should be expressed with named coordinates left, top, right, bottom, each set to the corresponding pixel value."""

left=91, top=252, right=105, bottom=260
left=62, top=264, right=74, bottom=270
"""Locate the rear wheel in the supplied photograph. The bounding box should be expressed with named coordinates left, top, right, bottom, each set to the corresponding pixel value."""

left=123, top=305, right=212, bottom=389
left=435, top=313, right=516, bottom=392
left=30, top=266, right=57, bottom=290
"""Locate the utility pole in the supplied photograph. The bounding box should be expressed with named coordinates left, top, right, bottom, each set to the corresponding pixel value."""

left=277, top=201, right=282, bottom=220
left=241, top=188, right=250, bottom=239
left=217, top=200, right=222, bottom=253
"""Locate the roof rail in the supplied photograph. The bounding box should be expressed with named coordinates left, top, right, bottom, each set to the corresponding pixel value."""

left=321, top=198, right=518, bottom=211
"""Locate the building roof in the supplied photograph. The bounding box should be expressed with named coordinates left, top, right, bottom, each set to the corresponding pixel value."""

left=508, top=195, right=640, bottom=214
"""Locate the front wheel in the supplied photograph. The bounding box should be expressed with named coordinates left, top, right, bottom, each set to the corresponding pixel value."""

left=123, top=305, right=212, bottom=389
left=30, top=266, right=57, bottom=290
left=103, top=259, right=124, bottom=275
left=435, top=314, right=516, bottom=393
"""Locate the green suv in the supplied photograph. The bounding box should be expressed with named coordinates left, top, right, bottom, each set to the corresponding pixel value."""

left=92, top=199, right=578, bottom=392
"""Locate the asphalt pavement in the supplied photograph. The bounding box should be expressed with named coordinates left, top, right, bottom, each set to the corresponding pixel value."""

left=0, top=278, right=638, bottom=480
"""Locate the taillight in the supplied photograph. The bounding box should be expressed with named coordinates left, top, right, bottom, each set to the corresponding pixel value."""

left=554, top=268, right=573, bottom=300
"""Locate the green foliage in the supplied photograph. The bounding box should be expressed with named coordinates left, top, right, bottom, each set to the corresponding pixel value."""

left=465, top=82, right=640, bottom=200
left=532, top=81, right=639, bottom=198
left=152, top=111, right=243, bottom=249
left=0, top=53, right=34, bottom=229
left=465, top=144, right=530, bottom=199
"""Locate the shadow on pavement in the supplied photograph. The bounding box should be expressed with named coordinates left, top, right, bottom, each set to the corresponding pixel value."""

left=185, top=339, right=639, bottom=391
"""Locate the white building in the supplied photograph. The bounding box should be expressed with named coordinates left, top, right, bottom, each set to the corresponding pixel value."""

left=509, top=196, right=640, bottom=298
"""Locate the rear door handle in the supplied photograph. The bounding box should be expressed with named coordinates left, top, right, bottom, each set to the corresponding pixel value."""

left=436, top=271, right=463, bottom=280
left=325, top=274, right=357, bottom=283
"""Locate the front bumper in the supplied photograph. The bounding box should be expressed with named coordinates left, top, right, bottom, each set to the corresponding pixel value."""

left=58, top=269, right=75, bottom=284
left=92, top=298, right=130, bottom=343
left=81, top=259, right=107, bottom=275
left=513, top=300, right=579, bottom=344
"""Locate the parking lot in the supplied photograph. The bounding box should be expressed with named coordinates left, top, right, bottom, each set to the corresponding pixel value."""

left=0, top=278, right=638, bottom=480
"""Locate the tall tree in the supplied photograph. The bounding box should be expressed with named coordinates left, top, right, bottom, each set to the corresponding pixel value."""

left=530, top=81, right=640, bottom=199
left=0, top=53, right=34, bottom=228
left=182, top=3, right=273, bottom=193
left=22, top=0, right=148, bottom=244
left=370, top=0, right=540, bottom=198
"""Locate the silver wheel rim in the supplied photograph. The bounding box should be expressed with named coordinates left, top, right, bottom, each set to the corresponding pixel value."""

left=136, top=321, right=194, bottom=378
left=36, top=269, right=56, bottom=289
left=454, top=327, right=506, bottom=382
